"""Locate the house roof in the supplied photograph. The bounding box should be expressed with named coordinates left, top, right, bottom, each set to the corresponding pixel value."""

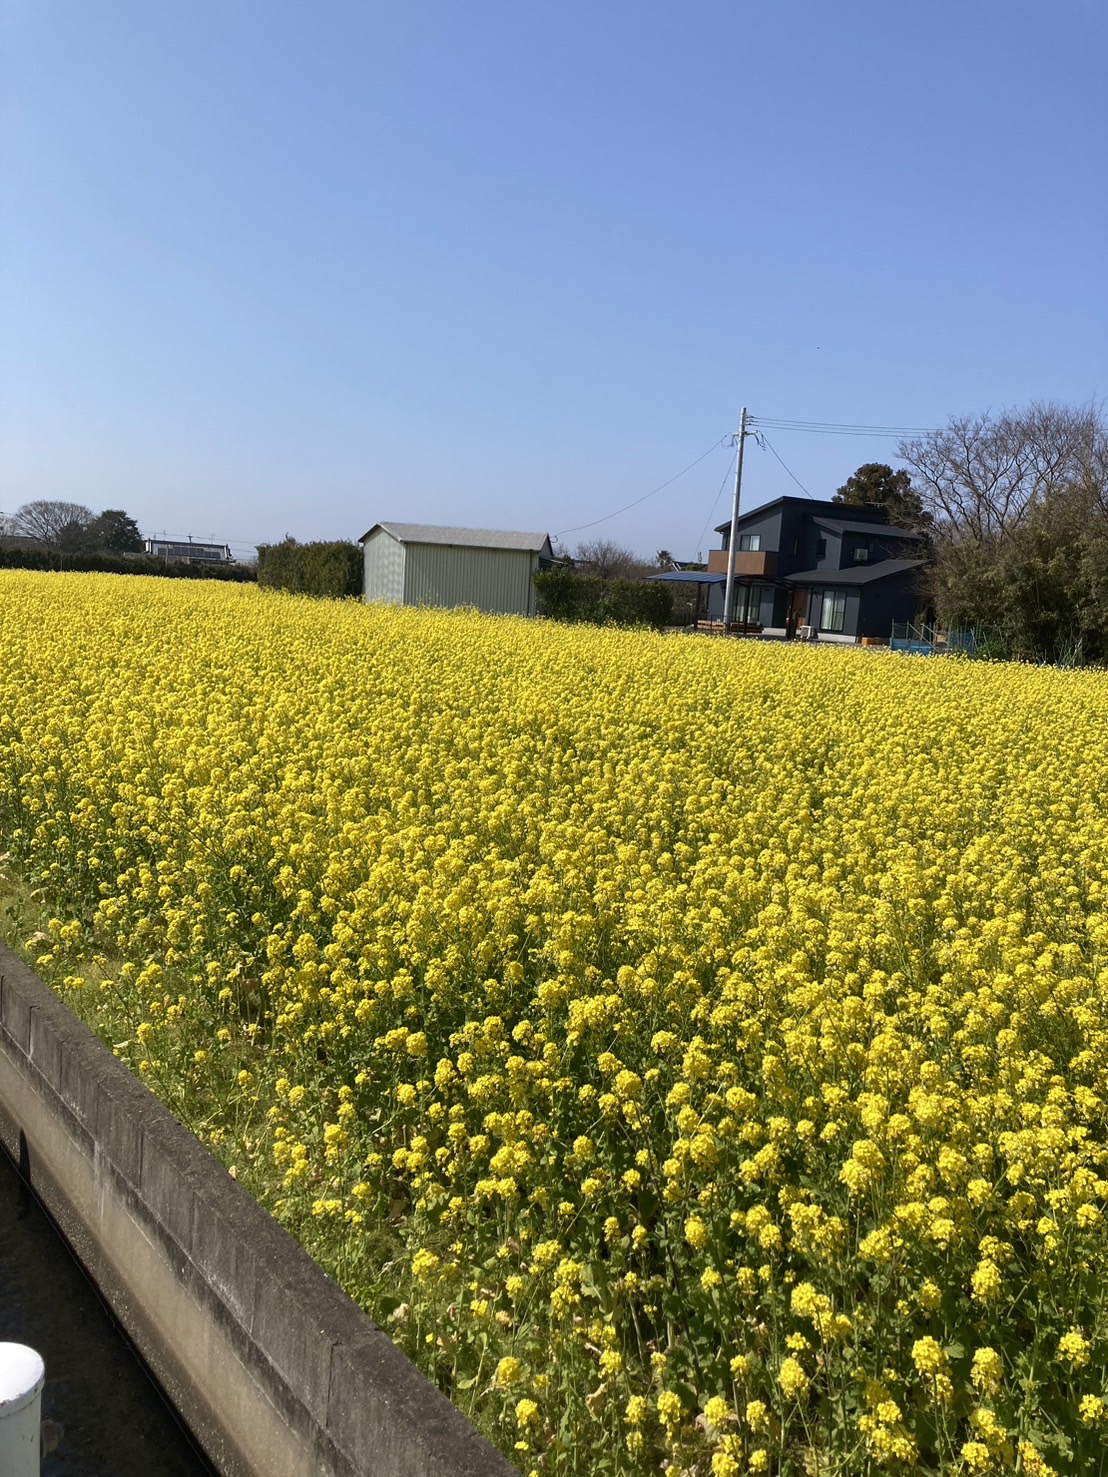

left=715, top=496, right=892, bottom=535
left=812, top=517, right=925, bottom=541
left=360, top=522, right=552, bottom=554
left=786, top=558, right=926, bottom=586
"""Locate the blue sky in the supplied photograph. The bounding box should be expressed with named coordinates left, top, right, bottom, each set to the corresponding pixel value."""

left=2, top=0, right=1105, bottom=562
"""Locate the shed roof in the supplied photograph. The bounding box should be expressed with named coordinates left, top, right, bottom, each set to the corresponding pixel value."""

left=786, top=558, right=925, bottom=586
left=361, top=522, right=552, bottom=554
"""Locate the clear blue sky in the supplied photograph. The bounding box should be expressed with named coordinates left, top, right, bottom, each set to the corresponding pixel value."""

left=2, top=0, right=1105, bottom=562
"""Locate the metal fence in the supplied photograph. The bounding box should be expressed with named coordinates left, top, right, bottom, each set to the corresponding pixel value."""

left=889, top=622, right=977, bottom=655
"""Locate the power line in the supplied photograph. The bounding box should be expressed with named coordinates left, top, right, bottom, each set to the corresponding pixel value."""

left=751, top=416, right=935, bottom=432
left=692, top=461, right=736, bottom=558
left=754, top=432, right=814, bottom=498
left=556, top=436, right=731, bottom=539
left=749, top=415, right=936, bottom=439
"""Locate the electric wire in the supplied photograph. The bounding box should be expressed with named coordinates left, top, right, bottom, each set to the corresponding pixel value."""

left=751, top=416, right=935, bottom=432
left=749, top=416, right=935, bottom=439
left=754, top=432, right=815, bottom=499
left=555, top=436, right=732, bottom=539
left=692, top=461, right=736, bottom=557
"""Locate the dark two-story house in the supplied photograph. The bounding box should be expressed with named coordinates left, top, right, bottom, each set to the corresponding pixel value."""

left=697, top=496, right=927, bottom=640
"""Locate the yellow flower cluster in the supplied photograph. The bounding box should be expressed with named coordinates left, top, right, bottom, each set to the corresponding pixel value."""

left=2, top=571, right=1108, bottom=1475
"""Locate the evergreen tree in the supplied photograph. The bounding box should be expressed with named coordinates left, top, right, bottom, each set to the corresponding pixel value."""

left=91, top=509, right=144, bottom=553
left=833, top=463, right=930, bottom=530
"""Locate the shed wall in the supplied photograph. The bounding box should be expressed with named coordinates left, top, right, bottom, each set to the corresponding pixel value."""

left=402, top=545, right=537, bottom=616
left=363, top=531, right=406, bottom=604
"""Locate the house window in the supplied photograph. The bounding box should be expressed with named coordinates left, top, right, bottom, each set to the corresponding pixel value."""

left=738, top=534, right=761, bottom=552
left=820, top=589, right=846, bottom=633
left=816, top=538, right=827, bottom=558
left=789, top=538, right=800, bottom=555
left=853, top=545, right=869, bottom=562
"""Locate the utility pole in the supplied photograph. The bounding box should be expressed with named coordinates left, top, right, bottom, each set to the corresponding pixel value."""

left=722, top=406, right=749, bottom=631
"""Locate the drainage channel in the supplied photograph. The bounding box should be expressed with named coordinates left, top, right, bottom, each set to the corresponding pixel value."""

left=0, top=1144, right=216, bottom=1476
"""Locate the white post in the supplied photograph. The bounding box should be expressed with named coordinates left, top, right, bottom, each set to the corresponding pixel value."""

left=722, top=406, right=748, bottom=631
left=0, top=1343, right=45, bottom=1476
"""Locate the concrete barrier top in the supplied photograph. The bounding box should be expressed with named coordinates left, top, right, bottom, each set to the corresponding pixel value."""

left=0, top=943, right=517, bottom=1477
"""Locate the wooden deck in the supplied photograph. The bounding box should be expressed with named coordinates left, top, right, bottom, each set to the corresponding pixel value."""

left=693, top=620, right=764, bottom=636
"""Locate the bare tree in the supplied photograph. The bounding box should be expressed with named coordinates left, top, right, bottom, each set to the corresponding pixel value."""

left=13, top=500, right=96, bottom=549
left=897, top=403, right=1102, bottom=543
left=897, top=403, right=1108, bottom=646
left=573, top=538, right=645, bottom=579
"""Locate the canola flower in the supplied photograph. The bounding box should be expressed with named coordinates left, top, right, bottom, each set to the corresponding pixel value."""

left=2, top=570, right=1108, bottom=1474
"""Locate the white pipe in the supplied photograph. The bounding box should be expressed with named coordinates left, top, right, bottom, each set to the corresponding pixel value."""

left=0, top=1343, right=44, bottom=1477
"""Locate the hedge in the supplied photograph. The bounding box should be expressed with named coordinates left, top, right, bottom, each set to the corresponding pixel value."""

left=0, top=548, right=256, bottom=581
left=532, top=564, right=672, bottom=629
left=256, top=539, right=363, bottom=599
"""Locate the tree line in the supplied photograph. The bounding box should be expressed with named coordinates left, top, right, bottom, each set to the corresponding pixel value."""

left=0, top=500, right=258, bottom=582
left=2, top=500, right=145, bottom=554
left=10, top=403, right=1106, bottom=657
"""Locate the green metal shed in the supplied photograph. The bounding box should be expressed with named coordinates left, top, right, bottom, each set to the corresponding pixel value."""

left=359, top=522, right=554, bottom=617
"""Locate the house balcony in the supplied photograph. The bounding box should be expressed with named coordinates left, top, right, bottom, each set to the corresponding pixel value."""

left=707, top=549, right=778, bottom=578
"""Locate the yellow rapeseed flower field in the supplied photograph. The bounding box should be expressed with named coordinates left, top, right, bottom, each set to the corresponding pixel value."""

left=2, top=570, right=1108, bottom=1475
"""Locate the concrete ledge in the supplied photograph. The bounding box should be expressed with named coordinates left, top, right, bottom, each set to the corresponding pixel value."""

left=0, top=943, right=515, bottom=1477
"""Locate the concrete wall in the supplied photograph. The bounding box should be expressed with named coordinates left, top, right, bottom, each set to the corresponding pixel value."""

left=0, top=944, right=514, bottom=1477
